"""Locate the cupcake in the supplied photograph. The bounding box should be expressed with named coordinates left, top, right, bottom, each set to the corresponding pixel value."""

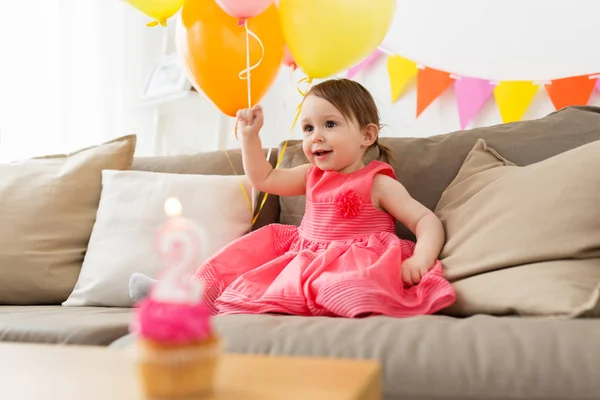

left=132, top=295, right=220, bottom=398
left=130, top=196, right=220, bottom=397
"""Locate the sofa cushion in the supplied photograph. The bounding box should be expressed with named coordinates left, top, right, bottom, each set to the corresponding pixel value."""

left=0, top=135, right=136, bottom=305
left=63, top=170, right=253, bottom=307
left=112, top=314, right=600, bottom=400
left=278, top=106, right=600, bottom=240
left=435, top=139, right=600, bottom=317
left=0, top=306, right=132, bottom=346
left=132, top=148, right=280, bottom=230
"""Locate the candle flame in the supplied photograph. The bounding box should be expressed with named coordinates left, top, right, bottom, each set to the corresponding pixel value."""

left=164, top=197, right=182, bottom=217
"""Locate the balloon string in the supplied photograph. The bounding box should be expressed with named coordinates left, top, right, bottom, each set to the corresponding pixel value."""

left=233, top=20, right=264, bottom=141
left=223, top=150, right=254, bottom=215
left=296, top=76, right=313, bottom=97
left=146, top=19, right=167, bottom=27
left=222, top=21, right=256, bottom=214
left=251, top=76, right=314, bottom=226
left=245, top=20, right=251, bottom=109
left=238, top=21, right=265, bottom=85
left=245, top=19, right=259, bottom=213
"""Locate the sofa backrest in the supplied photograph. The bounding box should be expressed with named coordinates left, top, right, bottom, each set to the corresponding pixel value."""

left=131, top=106, right=600, bottom=239
left=132, top=148, right=281, bottom=230
left=278, top=106, right=600, bottom=240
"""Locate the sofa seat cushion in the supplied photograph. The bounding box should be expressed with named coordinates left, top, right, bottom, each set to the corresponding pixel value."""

left=114, top=314, right=599, bottom=400
left=0, top=306, right=133, bottom=346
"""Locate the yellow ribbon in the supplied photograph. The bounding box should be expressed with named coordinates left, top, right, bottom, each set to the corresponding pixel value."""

left=223, top=150, right=254, bottom=215
left=146, top=19, right=167, bottom=27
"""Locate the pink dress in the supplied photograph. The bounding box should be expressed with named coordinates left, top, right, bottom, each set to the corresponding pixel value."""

left=194, top=160, right=456, bottom=317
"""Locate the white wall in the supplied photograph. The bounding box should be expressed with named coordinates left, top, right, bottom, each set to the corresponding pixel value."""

left=133, top=0, right=600, bottom=156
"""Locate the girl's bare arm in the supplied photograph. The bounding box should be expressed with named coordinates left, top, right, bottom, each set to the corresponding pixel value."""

left=239, top=105, right=310, bottom=196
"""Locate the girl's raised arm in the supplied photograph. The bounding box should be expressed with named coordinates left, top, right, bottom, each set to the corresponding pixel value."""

left=238, top=105, right=310, bottom=196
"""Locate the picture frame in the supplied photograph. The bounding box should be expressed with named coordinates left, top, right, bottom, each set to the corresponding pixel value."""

left=141, top=54, right=192, bottom=105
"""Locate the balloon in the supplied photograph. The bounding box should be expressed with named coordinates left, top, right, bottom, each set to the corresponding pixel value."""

left=278, top=0, right=396, bottom=78
left=125, top=0, right=185, bottom=26
left=176, top=0, right=284, bottom=117
left=283, top=46, right=297, bottom=70
left=215, top=0, right=273, bottom=19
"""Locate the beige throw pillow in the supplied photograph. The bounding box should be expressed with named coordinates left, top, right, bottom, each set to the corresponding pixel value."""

left=0, top=135, right=137, bottom=305
left=435, top=139, right=600, bottom=317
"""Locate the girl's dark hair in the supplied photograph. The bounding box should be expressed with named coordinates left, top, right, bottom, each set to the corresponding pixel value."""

left=305, top=78, right=392, bottom=163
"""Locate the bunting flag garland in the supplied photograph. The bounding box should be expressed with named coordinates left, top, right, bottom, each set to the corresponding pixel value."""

left=545, top=75, right=596, bottom=110
left=416, top=67, right=454, bottom=117
left=493, top=81, right=539, bottom=123
left=347, top=49, right=383, bottom=79
left=386, top=55, right=418, bottom=102
left=347, top=48, right=600, bottom=129
left=345, top=47, right=600, bottom=127
left=454, top=77, right=494, bottom=129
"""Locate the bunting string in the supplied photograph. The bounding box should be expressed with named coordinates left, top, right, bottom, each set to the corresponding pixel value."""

left=345, top=47, right=600, bottom=129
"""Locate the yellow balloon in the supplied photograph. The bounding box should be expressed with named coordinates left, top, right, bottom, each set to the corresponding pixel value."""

left=278, top=0, right=396, bottom=78
left=125, top=0, right=185, bottom=26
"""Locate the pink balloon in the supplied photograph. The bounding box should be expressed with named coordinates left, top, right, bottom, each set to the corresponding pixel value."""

left=215, top=0, right=273, bottom=19
left=283, top=46, right=297, bottom=70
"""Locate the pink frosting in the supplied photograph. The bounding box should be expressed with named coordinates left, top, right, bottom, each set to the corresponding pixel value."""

left=131, top=297, right=213, bottom=344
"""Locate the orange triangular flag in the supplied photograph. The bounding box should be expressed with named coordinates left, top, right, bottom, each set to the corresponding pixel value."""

left=545, top=75, right=596, bottom=110
left=416, top=67, right=454, bottom=117
left=387, top=55, right=418, bottom=102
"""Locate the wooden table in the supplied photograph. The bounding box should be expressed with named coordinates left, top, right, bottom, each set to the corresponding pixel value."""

left=0, top=342, right=381, bottom=400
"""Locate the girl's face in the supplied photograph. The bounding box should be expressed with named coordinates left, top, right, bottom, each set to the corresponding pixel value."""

left=300, top=95, right=376, bottom=174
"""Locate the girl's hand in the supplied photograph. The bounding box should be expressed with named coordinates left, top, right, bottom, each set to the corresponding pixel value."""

left=401, top=255, right=433, bottom=287
left=236, top=105, right=264, bottom=139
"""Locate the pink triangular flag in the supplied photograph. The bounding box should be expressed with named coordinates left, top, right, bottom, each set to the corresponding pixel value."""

left=455, top=77, right=494, bottom=130
left=347, top=50, right=382, bottom=79
left=595, top=77, right=600, bottom=92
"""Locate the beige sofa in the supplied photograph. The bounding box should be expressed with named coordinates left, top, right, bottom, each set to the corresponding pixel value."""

left=2, top=106, right=600, bottom=400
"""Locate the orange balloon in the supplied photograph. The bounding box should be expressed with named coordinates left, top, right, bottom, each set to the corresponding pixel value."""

left=175, top=0, right=284, bottom=117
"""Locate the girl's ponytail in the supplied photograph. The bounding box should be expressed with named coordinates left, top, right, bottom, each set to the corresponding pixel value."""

left=375, top=140, right=393, bottom=164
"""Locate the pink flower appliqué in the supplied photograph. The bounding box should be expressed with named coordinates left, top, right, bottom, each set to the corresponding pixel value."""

left=334, top=190, right=363, bottom=219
